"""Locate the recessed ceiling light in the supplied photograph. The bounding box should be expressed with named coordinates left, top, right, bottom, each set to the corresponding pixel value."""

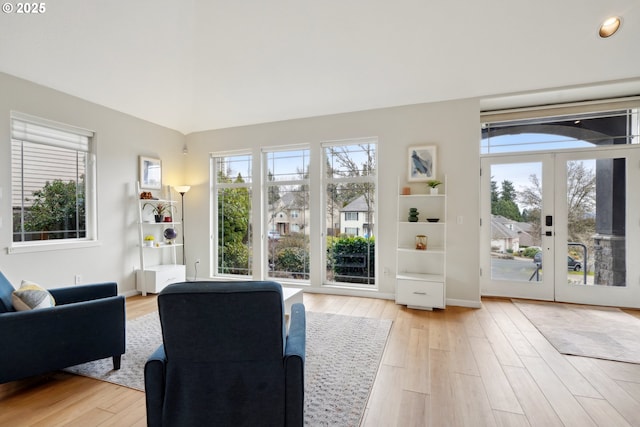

left=599, top=16, right=621, bottom=38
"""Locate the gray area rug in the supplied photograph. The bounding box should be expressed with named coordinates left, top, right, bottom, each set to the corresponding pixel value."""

left=513, top=299, right=640, bottom=364
left=66, top=311, right=392, bottom=426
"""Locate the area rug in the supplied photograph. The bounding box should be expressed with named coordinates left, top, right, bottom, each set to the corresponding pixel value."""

left=513, top=299, right=640, bottom=364
left=66, top=311, right=392, bottom=426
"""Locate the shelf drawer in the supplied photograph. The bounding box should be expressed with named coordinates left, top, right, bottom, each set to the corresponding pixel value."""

left=137, top=265, right=186, bottom=294
left=396, top=279, right=444, bottom=309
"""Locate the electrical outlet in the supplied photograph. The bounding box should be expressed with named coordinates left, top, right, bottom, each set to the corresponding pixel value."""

left=74, top=274, right=81, bottom=284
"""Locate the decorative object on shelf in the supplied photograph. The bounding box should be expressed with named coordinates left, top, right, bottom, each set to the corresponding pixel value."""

left=163, top=228, right=177, bottom=244
left=144, top=235, right=155, bottom=247
left=173, top=185, right=191, bottom=265
left=408, top=145, right=437, bottom=182
left=401, top=187, right=411, bottom=195
left=143, top=202, right=173, bottom=223
left=408, top=208, right=419, bottom=222
left=415, top=235, right=427, bottom=250
left=426, top=179, right=442, bottom=195
left=163, top=216, right=172, bottom=222
left=140, top=191, right=153, bottom=200
left=139, top=156, right=162, bottom=190
left=427, top=218, right=440, bottom=223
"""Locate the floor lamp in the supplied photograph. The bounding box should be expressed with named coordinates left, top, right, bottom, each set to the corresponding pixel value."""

left=173, top=186, right=191, bottom=265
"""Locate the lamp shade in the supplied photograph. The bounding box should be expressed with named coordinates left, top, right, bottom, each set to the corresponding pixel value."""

left=174, top=185, right=191, bottom=194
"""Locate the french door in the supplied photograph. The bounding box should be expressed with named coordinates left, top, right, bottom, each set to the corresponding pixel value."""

left=480, top=147, right=640, bottom=308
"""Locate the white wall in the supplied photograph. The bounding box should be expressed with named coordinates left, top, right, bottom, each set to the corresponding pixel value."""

left=0, top=72, right=482, bottom=306
left=0, top=72, right=185, bottom=294
left=186, top=99, right=482, bottom=307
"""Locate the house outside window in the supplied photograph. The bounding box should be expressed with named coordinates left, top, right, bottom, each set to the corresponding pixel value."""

left=212, top=153, right=252, bottom=277
left=11, top=113, right=96, bottom=249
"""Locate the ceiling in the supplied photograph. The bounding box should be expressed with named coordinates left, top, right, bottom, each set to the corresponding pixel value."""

left=1, top=0, right=639, bottom=134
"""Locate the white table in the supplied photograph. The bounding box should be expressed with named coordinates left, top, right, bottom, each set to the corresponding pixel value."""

left=282, top=287, right=303, bottom=316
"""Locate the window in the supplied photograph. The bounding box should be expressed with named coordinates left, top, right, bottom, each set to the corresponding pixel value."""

left=344, top=212, right=358, bottom=221
left=264, top=148, right=310, bottom=281
left=344, top=227, right=359, bottom=236
left=11, top=113, right=96, bottom=247
left=323, top=139, right=377, bottom=286
left=213, top=153, right=252, bottom=277
left=481, top=108, right=639, bottom=154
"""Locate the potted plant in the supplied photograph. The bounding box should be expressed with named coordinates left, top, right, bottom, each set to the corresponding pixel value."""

left=143, top=202, right=173, bottom=223
left=426, top=179, right=442, bottom=194
left=144, top=234, right=155, bottom=247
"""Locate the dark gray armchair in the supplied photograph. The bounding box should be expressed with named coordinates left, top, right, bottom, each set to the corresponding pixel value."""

left=0, top=271, right=126, bottom=384
left=145, top=280, right=306, bottom=427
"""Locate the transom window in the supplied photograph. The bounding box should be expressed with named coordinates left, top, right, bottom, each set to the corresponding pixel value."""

left=481, top=108, right=639, bottom=154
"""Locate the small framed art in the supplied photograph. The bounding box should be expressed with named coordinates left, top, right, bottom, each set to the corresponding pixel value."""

left=139, top=156, right=162, bottom=189
left=407, top=145, right=437, bottom=182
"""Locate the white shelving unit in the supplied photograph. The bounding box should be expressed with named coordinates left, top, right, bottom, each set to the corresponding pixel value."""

left=136, top=182, right=186, bottom=295
left=395, top=180, right=447, bottom=310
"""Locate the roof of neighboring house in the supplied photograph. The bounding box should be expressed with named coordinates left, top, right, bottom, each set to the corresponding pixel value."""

left=491, top=215, right=540, bottom=246
left=491, top=219, right=519, bottom=240
left=341, top=195, right=370, bottom=212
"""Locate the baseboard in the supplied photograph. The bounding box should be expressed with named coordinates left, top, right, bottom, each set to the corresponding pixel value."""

left=121, top=289, right=140, bottom=298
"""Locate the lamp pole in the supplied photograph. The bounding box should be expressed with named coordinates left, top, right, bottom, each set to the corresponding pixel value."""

left=173, top=186, right=191, bottom=265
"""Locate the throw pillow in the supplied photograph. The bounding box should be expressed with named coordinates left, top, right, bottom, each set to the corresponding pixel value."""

left=11, top=280, right=56, bottom=311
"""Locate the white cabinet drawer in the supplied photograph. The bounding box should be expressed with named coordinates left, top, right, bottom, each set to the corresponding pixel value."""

left=396, top=279, right=444, bottom=309
left=137, top=265, right=186, bottom=294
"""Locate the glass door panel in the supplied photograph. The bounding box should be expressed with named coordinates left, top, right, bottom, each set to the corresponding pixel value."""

left=480, top=155, right=554, bottom=301
left=554, top=149, right=640, bottom=307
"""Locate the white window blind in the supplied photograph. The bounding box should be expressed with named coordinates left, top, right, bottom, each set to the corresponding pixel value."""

left=11, top=112, right=92, bottom=151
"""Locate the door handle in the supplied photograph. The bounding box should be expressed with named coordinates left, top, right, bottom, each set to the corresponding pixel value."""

left=545, top=215, right=553, bottom=226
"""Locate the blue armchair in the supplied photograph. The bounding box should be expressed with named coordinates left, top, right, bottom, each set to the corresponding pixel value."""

left=0, top=271, right=126, bottom=384
left=145, top=280, right=306, bottom=427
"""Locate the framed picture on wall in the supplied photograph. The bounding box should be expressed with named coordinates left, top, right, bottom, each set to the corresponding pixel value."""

left=139, top=156, right=162, bottom=189
left=408, top=145, right=437, bottom=182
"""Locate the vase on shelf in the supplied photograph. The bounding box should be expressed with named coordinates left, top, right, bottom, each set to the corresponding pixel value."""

left=408, top=208, right=419, bottom=222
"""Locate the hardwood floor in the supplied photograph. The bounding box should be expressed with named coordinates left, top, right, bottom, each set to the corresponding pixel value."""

left=2, top=294, right=640, bottom=426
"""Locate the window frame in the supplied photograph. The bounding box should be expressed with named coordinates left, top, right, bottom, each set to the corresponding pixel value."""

left=211, top=151, right=254, bottom=278
left=9, top=112, right=98, bottom=253
left=321, top=138, right=378, bottom=288
left=262, top=146, right=311, bottom=283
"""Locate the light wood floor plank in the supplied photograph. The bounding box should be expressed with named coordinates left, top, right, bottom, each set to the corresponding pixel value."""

left=474, top=307, right=524, bottom=368
left=451, top=372, right=497, bottom=427
left=429, top=348, right=462, bottom=426
left=469, top=336, right=523, bottom=414
left=502, top=365, right=564, bottom=427
left=397, top=390, right=429, bottom=427
left=568, top=356, right=640, bottom=426
left=520, top=355, right=597, bottom=427
left=403, top=327, right=430, bottom=394
left=576, top=396, right=633, bottom=427
left=493, top=410, right=531, bottom=427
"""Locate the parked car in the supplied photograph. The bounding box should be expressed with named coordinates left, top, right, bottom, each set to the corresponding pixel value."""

left=533, top=252, right=582, bottom=271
